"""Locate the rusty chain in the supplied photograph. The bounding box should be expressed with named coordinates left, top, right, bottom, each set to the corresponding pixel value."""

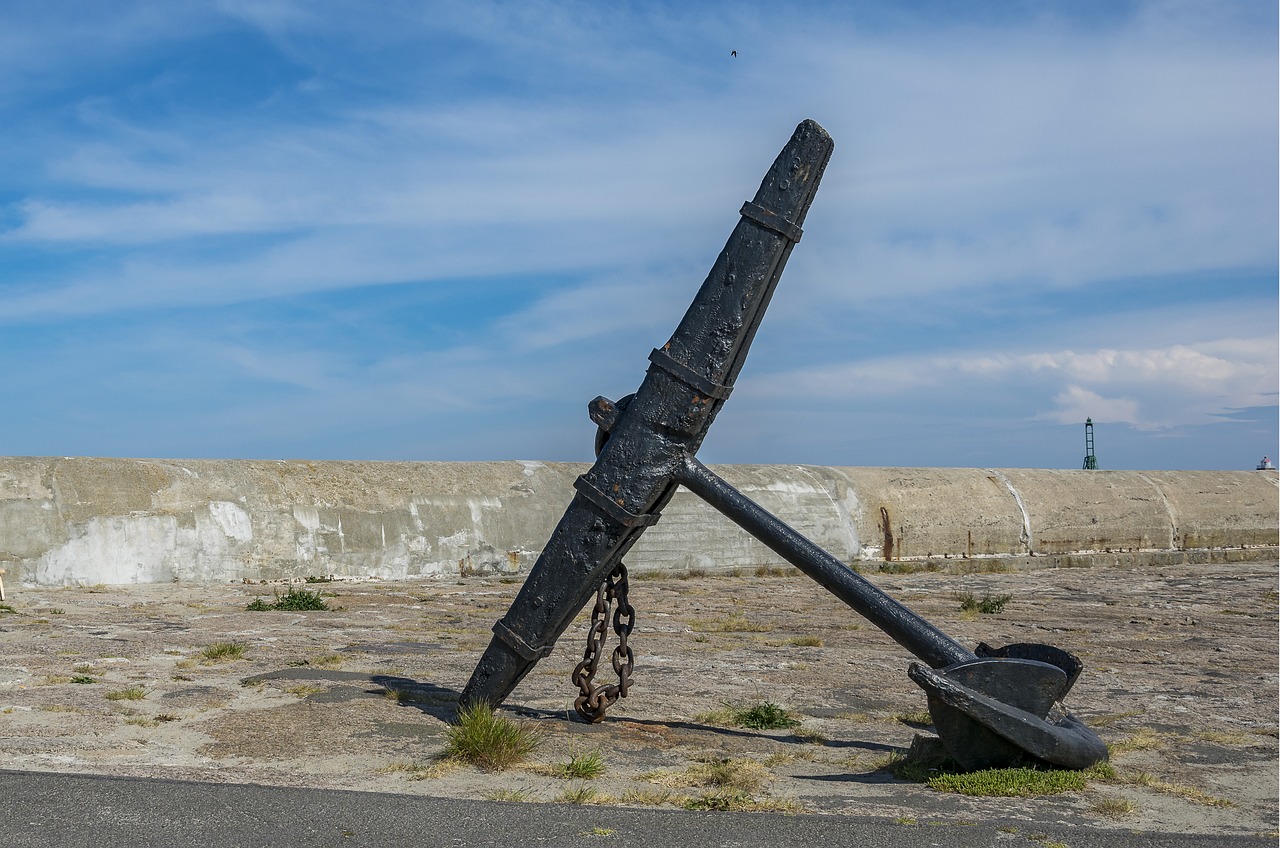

left=571, top=562, right=634, bottom=722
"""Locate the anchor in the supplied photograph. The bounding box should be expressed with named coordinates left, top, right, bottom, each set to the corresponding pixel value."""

left=460, top=119, right=1108, bottom=772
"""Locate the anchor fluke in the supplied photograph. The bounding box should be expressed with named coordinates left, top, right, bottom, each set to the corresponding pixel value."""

left=909, top=652, right=1108, bottom=771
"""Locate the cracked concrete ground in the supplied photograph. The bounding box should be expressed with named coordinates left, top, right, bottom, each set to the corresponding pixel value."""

left=1, top=560, right=1275, bottom=840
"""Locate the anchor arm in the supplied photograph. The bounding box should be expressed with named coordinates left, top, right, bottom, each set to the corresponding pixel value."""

left=675, top=456, right=974, bottom=669
left=678, top=456, right=1108, bottom=771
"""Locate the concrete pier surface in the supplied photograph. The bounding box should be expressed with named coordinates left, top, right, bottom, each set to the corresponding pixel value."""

left=0, top=561, right=1275, bottom=839
left=0, top=457, right=1275, bottom=587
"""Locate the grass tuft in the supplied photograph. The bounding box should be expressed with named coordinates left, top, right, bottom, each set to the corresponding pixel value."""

left=444, top=703, right=541, bottom=771
left=927, top=766, right=1088, bottom=797
left=199, top=641, right=247, bottom=662
left=105, top=686, right=147, bottom=701
left=552, top=748, right=606, bottom=780
left=310, top=653, right=344, bottom=669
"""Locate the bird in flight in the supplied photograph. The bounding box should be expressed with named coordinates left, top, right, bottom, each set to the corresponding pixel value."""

left=731, top=50, right=737, bottom=57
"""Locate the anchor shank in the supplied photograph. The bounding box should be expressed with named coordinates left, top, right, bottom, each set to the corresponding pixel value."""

left=460, top=121, right=835, bottom=710
left=677, top=457, right=974, bottom=669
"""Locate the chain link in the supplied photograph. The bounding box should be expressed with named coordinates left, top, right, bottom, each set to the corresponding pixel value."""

left=571, top=562, right=634, bottom=722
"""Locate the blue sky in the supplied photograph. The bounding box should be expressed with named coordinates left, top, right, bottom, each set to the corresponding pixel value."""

left=2, top=0, right=1276, bottom=470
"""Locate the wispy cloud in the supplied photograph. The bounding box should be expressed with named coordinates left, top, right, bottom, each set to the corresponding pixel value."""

left=0, top=0, right=1273, bottom=468
left=751, top=333, right=1277, bottom=431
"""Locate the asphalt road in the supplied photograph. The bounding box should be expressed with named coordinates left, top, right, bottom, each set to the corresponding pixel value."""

left=1, top=770, right=1269, bottom=848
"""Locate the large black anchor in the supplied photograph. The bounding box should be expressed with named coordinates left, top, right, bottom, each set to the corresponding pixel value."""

left=461, top=119, right=1108, bottom=771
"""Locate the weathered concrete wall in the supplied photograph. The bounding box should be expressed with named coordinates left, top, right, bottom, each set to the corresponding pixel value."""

left=0, top=457, right=1275, bottom=587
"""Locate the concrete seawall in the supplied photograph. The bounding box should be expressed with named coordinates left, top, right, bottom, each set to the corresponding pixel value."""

left=1, top=457, right=1275, bottom=587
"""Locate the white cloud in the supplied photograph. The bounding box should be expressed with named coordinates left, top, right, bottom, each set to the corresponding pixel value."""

left=1047, top=386, right=1141, bottom=427
left=750, top=335, right=1277, bottom=430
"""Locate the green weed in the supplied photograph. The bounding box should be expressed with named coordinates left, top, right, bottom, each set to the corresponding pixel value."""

left=695, top=701, right=801, bottom=730
left=956, top=591, right=1012, bottom=615
left=734, top=701, right=800, bottom=730
left=246, top=586, right=329, bottom=612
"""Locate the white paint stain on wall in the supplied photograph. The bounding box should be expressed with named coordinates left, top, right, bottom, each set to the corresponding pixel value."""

left=437, top=530, right=471, bottom=548
left=36, top=515, right=180, bottom=585
left=35, top=501, right=265, bottom=586
left=209, top=501, right=252, bottom=542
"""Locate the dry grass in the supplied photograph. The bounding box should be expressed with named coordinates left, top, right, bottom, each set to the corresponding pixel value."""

left=690, top=611, right=772, bottom=633
left=1086, top=709, right=1144, bottom=728
left=1121, top=771, right=1235, bottom=807
left=199, top=642, right=247, bottom=663
left=123, top=716, right=159, bottom=728
left=1089, top=796, right=1137, bottom=817
left=309, top=653, right=344, bottom=669
left=378, top=759, right=462, bottom=780
left=1108, top=728, right=1167, bottom=755
left=646, top=757, right=772, bottom=793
